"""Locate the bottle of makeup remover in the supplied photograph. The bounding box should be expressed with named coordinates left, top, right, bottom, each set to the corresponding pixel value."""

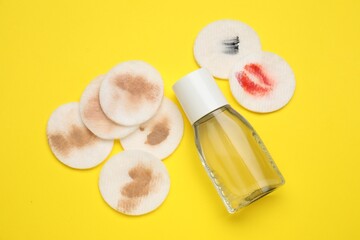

left=173, top=68, right=285, bottom=213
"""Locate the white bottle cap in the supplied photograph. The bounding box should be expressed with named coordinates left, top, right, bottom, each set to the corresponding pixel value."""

left=173, top=68, right=228, bottom=125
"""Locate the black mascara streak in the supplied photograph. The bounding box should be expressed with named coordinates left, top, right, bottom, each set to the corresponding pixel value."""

left=223, top=36, right=240, bottom=45
left=222, top=36, right=240, bottom=55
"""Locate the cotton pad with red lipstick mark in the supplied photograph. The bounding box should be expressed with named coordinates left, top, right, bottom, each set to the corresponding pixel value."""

left=98, top=150, right=170, bottom=216
left=120, top=97, right=184, bottom=160
left=80, top=75, right=138, bottom=140
left=99, top=61, right=164, bottom=126
left=194, top=19, right=262, bottom=79
left=47, top=103, right=114, bottom=169
left=229, top=52, right=295, bottom=113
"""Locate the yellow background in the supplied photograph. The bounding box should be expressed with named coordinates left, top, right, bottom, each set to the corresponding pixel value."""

left=1, top=0, right=359, bottom=239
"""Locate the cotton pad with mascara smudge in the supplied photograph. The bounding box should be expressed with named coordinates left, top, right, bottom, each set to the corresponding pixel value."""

left=120, top=97, right=184, bottom=160
left=229, top=51, right=296, bottom=113
left=80, top=75, right=138, bottom=140
left=99, top=60, right=164, bottom=126
left=194, top=19, right=262, bottom=79
left=47, top=102, right=114, bottom=169
left=99, top=150, right=170, bottom=216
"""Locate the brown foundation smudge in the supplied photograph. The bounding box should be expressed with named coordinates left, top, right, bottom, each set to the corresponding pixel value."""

left=68, top=125, right=96, bottom=148
left=145, top=119, right=170, bottom=145
left=83, top=96, right=103, bottom=121
left=118, top=164, right=155, bottom=213
left=49, top=125, right=97, bottom=157
left=122, top=164, right=153, bottom=198
left=49, top=134, right=70, bottom=156
left=83, top=96, right=114, bottom=133
left=117, top=198, right=140, bottom=213
left=113, top=74, right=160, bottom=102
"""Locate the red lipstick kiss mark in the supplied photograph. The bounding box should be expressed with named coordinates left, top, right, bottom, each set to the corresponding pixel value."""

left=236, top=64, right=274, bottom=96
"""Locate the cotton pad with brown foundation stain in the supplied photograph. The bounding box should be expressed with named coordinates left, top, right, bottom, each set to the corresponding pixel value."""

left=229, top=51, right=296, bottom=113
left=47, top=102, right=113, bottom=169
left=80, top=75, right=138, bottom=140
left=120, top=97, right=184, bottom=160
left=99, top=61, right=164, bottom=126
left=98, top=150, right=170, bottom=216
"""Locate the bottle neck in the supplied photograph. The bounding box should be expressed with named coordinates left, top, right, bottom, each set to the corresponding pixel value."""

left=193, top=104, right=230, bottom=127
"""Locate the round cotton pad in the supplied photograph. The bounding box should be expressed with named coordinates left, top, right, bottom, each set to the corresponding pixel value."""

left=47, top=102, right=114, bottom=169
left=99, top=61, right=164, bottom=126
left=229, top=51, right=296, bottom=113
left=194, top=19, right=262, bottom=79
left=98, top=150, right=170, bottom=215
left=120, top=97, right=184, bottom=160
left=80, top=75, right=138, bottom=140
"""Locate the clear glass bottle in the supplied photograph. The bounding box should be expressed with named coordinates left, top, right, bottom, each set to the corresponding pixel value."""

left=173, top=68, right=285, bottom=213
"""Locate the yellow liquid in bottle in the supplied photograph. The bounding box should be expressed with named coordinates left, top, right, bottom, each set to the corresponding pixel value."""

left=194, top=105, right=285, bottom=213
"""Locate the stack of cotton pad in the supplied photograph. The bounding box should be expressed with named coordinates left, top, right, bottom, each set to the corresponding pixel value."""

left=47, top=60, right=184, bottom=215
left=194, top=19, right=296, bottom=113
